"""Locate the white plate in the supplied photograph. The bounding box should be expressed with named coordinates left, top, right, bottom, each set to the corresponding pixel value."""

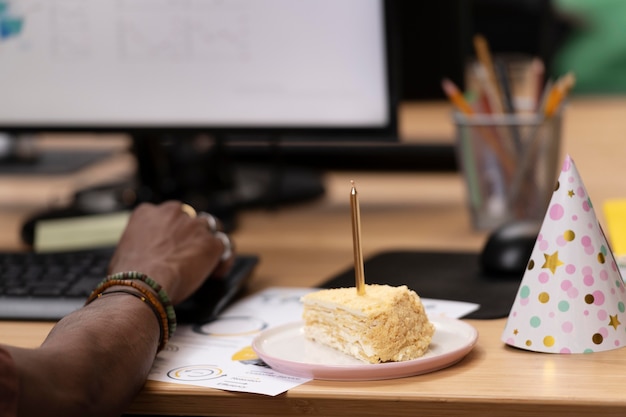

left=251, top=317, right=478, bottom=381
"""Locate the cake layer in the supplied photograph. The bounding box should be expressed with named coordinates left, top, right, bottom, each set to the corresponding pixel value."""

left=301, top=284, right=434, bottom=363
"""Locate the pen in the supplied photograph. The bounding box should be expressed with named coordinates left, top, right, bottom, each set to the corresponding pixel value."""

left=508, top=73, right=576, bottom=210
left=530, top=57, right=545, bottom=112
left=494, top=59, right=522, bottom=152
left=494, top=59, right=516, bottom=115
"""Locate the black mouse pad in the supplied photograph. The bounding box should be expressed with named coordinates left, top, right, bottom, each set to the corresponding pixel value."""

left=317, top=250, right=522, bottom=320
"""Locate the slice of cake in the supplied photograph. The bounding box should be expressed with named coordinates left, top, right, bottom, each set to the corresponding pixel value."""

left=301, top=284, right=435, bottom=364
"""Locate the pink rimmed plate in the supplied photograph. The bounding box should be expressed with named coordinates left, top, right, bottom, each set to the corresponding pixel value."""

left=251, top=317, right=478, bottom=381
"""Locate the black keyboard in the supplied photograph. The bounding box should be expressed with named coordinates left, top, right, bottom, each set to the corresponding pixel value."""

left=0, top=248, right=259, bottom=322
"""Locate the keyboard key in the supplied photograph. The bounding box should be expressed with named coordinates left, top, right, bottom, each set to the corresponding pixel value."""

left=0, top=248, right=113, bottom=299
left=0, top=248, right=258, bottom=322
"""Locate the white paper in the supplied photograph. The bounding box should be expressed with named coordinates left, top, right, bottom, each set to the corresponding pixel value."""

left=148, top=287, right=480, bottom=396
left=421, top=298, right=480, bottom=319
left=148, top=287, right=315, bottom=396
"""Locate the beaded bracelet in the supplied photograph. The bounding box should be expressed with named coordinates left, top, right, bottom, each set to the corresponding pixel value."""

left=94, top=271, right=177, bottom=337
left=86, top=279, right=170, bottom=352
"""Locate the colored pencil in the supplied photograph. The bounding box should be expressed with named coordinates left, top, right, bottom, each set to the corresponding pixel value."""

left=473, top=34, right=504, bottom=113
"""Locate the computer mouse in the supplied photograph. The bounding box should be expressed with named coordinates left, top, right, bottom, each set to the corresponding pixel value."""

left=480, top=220, right=540, bottom=278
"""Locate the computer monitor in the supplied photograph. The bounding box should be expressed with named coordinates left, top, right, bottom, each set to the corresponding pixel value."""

left=0, top=0, right=406, bottom=220
left=0, top=0, right=396, bottom=136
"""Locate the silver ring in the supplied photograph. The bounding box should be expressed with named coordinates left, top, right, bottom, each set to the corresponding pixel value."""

left=215, top=231, right=233, bottom=261
left=198, top=212, right=219, bottom=234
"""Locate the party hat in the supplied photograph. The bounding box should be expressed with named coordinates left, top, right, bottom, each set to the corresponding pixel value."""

left=501, top=155, right=626, bottom=353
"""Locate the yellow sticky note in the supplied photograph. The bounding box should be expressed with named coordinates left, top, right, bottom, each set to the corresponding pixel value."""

left=34, top=211, right=131, bottom=253
left=603, top=200, right=626, bottom=264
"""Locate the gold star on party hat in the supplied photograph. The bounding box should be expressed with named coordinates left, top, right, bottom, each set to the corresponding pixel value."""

left=542, top=251, right=564, bottom=274
left=502, top=155, right=626, bottom=354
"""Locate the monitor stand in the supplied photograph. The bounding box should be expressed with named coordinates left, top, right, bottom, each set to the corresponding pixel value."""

left=129, top=134, right=326, bottom=230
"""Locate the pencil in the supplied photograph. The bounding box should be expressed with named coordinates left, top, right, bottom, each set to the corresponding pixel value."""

left=441, top=78, right=474, bottom=115
left=442, top=78, right=516, bottom=180
left=543, top=72, right=576, bottom=117
left=473, top=34, right=504, bottom=113
left=471, top=63, right=500, bottom=115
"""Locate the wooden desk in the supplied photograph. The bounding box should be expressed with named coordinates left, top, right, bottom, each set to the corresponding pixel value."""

left=2, top=98, right=626, bottom=416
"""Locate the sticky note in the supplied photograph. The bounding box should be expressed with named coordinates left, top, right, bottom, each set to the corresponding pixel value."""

left=34, top=211, right=130, bottom=252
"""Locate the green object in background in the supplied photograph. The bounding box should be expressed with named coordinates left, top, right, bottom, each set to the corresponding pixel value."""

left=553, top=0, right=626, bottom=94
left=0, top=0, right=24, bottom=41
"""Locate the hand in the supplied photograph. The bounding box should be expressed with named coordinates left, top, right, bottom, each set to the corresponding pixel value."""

left=107, top=201, right=234, bottom=305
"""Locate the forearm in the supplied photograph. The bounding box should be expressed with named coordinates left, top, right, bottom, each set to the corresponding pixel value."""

left=1, top=201, right=226, bottom=416
left=5, top=292, right=160, bottom=417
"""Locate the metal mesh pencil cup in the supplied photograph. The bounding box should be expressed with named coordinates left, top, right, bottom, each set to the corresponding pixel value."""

left=453, top=111, right=562, bottom=230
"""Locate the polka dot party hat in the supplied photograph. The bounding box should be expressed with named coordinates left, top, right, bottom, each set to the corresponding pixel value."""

left=501, top=155, right=626, bottom=353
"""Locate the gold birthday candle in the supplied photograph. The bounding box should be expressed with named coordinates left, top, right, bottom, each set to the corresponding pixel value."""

left=350, top=180, right=365, bottom=295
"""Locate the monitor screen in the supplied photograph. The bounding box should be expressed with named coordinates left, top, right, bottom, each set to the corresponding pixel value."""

left=0, top=0, right=396, bottom=137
